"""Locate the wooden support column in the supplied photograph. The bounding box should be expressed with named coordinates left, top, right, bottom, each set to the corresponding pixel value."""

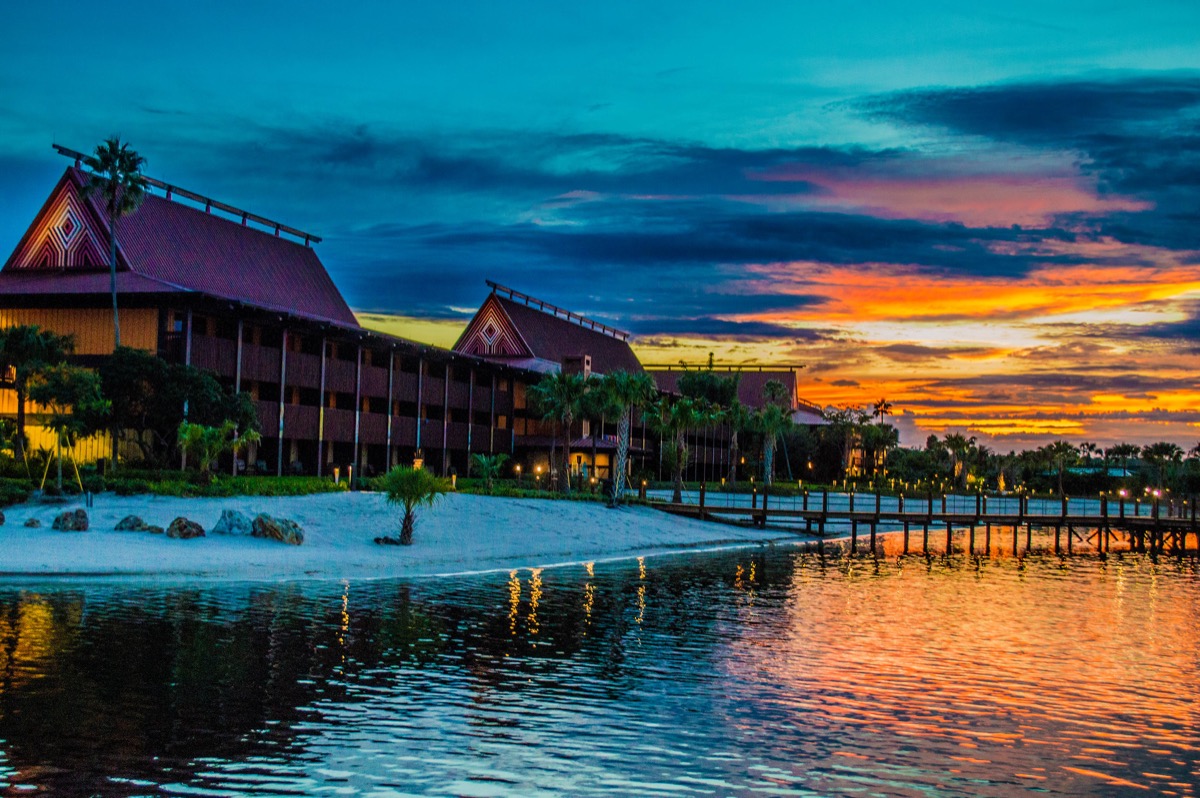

left=276, top=328, right=288, bottom=477
left=385, top=349, right=395, bottom=467
left=489, top=373, right=496, bottom=453
left=184, top=309, right=193, bottom=366
left=416, top=357, right=424, bottom=455
left=352, top=345, right=362, bottom=478
left=181, top=309, right=194, bottom=471
left=316, top=336, right=327, bottom=477
left=442, top=362, right=451, bottom=475
left=467, top=367, right=475, bottom=454
left=234, top=319, right=244, bottom=394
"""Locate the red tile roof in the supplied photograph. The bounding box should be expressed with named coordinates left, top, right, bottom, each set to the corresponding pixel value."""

left=493, top=295, right=644, bottom=374
left=1, top=168, right=358, bottom=326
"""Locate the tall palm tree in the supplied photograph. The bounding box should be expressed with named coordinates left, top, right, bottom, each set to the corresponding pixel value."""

left=82, top=137, right=148, bottom=350
left=529, top=371, right=591, bottom=494
left=942, top=432, right=975, bottom=489
left=1078, top=441, right=1100, bottom=472
left=646, top=395, right=703, bottom=503
left=754, top=403, right=793, bottom=485
left=723, top=400, right=751, bottom=486
left=1105, top=442, right=1141, bottom=477
left=872, top=397, right=893, bottom=422
left=1140, top=441, right=1184, bottom=489
left=1043, top=440, right=1079, bottom=496
left=600, top=370, right=657, bottom=506
left=0, top=324, right=74, bottom=464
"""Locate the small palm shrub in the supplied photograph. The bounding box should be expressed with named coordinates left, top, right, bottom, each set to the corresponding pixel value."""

left=378, top=466, right=451, bottom=545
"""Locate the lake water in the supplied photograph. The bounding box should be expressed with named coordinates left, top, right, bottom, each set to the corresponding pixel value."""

left=1, top=546, right=1198, bottom=796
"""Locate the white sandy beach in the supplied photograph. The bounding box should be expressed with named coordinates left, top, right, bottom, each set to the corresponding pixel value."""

left=0, top=491, right=801, bottom=580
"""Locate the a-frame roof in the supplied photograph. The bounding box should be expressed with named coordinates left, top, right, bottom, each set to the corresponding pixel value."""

left=453, top=286, right=644, bottom=375
left=1, top=167, right=358, bottom=326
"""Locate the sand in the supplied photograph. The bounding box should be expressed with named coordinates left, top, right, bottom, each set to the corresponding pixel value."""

left=0, top=491, right=801, bottom=580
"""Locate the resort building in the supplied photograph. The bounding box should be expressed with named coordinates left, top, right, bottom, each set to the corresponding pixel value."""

left=1, top=147, right=826, bottom=484
left=0, top=154, right=524, bottom=478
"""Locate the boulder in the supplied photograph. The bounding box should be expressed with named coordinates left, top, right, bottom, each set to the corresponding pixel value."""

left=252, top=514, right=304, bottom=545
left=166, top=517, right=205, bottom=540
left=52, top=509, right=89, bottom=531
left=115, top=515, right=150, bottom=531
left=144, top=525, right=165, bottom=535
left=211, top=509, right=254, bottom=536
left=24, top=517, right=41, bottom=528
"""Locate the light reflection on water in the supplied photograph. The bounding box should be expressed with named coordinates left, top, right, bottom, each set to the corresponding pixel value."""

left=0, top=548, right=1198, bottom=796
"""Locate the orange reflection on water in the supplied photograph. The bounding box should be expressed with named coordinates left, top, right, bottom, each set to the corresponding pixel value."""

left=720, top=553, right=1200, bottom=795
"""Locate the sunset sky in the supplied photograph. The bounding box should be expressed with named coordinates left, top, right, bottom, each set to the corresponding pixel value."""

left=1, top=2, right=1198, bottom=450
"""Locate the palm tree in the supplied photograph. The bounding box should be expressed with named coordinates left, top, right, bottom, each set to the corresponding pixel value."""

left=646, top=396, right=703, bottom=503
left=600, top=370, right=657, bottom=506
left=470, top=452, right=510, bottom=494
left=942, top=432, right=975, bottom=489
left=378, top=465, right=452, bottom=545
left=177, top=420, right=261, bottom=479
left=0, top=324, right=74, bottom=464
left=723, top=400, right=751, bottom=487
left=1140, top=442, right=1184, bottom=489
left=529, top=371, right=591, bottom=494
left=82, top=137, right=148, bottom=349
left=1105, top=443, right=1141, bottom=477
left=872, top=397, right=893, bottom=422
left=762, top=379, right=791, bottom=408
left=754, top=403, right=793, bottom=485
left=1078, top=441, right=1100, bottom=473
left=1043, top=440, right=1079, bottom=496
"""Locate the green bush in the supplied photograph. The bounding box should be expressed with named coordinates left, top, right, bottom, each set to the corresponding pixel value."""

left=82, top=474, right=107, bottom=493
left=111, top=478, right=152, bottom=496
left=146, top=476, right=348, bottom=498
left=0, top=479, right=31, bottom=507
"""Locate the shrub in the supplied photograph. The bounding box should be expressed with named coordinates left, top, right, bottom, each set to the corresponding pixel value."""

left=111, top=478, right=152, bottom=496
left=0, top=480, right=30, bottom=507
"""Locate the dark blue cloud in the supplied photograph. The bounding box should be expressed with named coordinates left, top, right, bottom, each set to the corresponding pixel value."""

left=861, top=74, right=1200, bottom=249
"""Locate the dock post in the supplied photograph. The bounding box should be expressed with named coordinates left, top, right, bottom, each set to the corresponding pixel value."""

left=699, top=483, right=706, bottom=514
left=903, top=521, right=910, bottom=554
left=1012, top=524, right=1018, bottom=556
left=945, top=521, right=952, bottom=554
left=870, top=521, right=877, bottom=553
left=975, top=492, right=982, bottom=519
left=752, top=487, right=758, bottom=509
left=851, top=519, right=858, bottom=553
left=923, top=522, right=929, bottom=553
left=820, top=490, right=828, bottom=537
left=985, top=523, right=991, bottom=555
left=1055, top=525, right=1061, bottom=554
left=968, top=524, right=975, bottom=556
left=803, top=489, right=809, bottom=512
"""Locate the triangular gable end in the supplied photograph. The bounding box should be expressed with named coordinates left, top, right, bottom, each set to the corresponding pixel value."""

left=4, top=168, right=125, bottom=272
left=453, top=293, right=532, bottom=358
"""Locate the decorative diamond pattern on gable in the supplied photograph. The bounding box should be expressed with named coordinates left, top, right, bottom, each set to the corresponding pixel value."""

left=454, top=295, right=529, bottom=357
left=9, top=179, right=109, bottom=270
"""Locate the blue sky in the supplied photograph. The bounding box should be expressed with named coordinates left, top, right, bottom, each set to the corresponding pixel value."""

left=2, top=2, right=1199, bottom=448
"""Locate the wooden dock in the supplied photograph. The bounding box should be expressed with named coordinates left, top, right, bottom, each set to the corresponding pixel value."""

left=649, top=488, right=1200, bottom=556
